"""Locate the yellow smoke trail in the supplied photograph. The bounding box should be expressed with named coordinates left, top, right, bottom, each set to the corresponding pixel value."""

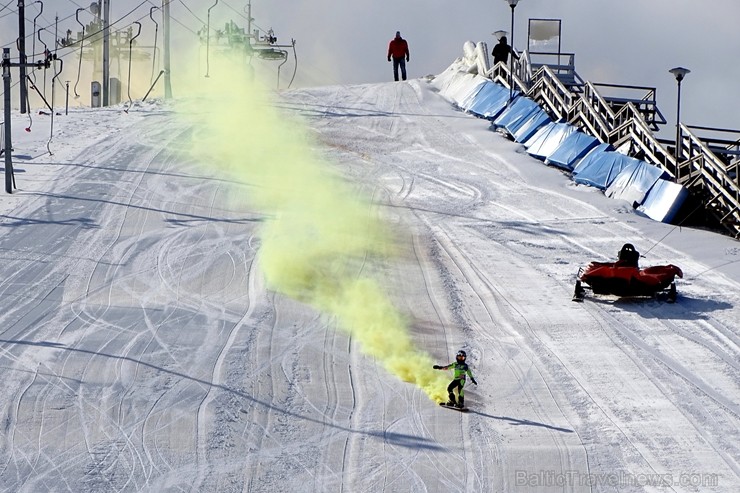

left=177, top=54, right=449, bottom=403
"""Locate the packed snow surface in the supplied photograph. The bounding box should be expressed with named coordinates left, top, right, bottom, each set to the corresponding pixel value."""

left=0, top=78, right=737, bottom=492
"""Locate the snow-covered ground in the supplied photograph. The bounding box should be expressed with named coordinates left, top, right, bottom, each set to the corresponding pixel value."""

left=0, top=73, right=737, bottom=492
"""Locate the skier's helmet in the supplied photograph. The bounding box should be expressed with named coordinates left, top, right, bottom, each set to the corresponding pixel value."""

left=456, top=350, right=467, bottom=362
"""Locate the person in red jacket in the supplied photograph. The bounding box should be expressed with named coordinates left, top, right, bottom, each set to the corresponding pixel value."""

left=387, top=31, right=410, bottom=81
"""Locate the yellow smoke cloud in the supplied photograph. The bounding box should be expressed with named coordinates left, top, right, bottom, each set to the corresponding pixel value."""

left=177, top=52, right=449, bottom=403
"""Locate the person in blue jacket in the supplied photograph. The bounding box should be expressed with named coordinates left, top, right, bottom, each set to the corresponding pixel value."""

left=433, top=350, right=477, bottom=408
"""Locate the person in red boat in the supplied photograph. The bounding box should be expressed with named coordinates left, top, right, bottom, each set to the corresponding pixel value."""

left=574, top=242, right=682, bottom=302
left=615, top=243, right=640, bottom=267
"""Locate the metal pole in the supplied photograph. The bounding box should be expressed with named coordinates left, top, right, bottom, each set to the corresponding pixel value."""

left=669, top=67, right=689, bottom=181
left=3, top=49, right=15, bottom=193
left=18, top=0, right=28, bottom=114
left=163, top=0, right=172, bottom=98
left=102, top=0, right=110, bottom=106
left=143, top=70, right=165, bottom=101
left=247, top=1, right=252, bottom=37
left=205, top=0, right=220, bottom=78
left=509, top=4, right=515, bottom=100
left=675, top=78, right=682, bottom=180
left=65, top=80, right=69, bottom=115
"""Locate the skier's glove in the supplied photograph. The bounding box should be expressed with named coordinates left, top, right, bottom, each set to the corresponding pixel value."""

left=432, top=365, right=441, bottom=370
left=471, top=378, right=478, bottom=385
left=387, top=57, right=391, bottom=62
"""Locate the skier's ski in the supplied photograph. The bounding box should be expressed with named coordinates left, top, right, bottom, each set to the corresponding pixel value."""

left=439, top=402, right=469, bottom=412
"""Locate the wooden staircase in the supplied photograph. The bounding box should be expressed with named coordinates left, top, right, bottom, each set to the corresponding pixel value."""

left=489, top=55, right=740, bottom=238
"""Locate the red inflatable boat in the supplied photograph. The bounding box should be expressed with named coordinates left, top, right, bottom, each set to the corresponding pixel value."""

left=573, top=244, right=683, bottom=302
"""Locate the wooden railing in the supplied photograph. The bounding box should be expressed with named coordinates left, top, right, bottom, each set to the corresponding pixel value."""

left=492, top=58, right=740, bottom=237
left=677, top=126, right=740, bottom=232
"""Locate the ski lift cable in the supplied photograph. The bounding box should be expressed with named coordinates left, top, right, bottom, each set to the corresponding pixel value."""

left=219, top=0, right=249, bottom=22
left=2, top=0, right=198, bottom=55
left=638, top=199, right=732, bottom=281
left=0, top=1, right=16, bottom=21
left=1, top=8, right=77, bottom=49
left=178, top=0, right=206, bottom=26
left=2, top=12, right=68, bottom=51
left=64, top=1, right=187, bottom=55
left=0, top=0, right=15, bottom=14
left=33, top=1, right=155, bottom=62
left=50, top=13, right=178, bottom=65
left=28, top=0, right=53, bottom=29
left=62, top=0, right=87, bottom=9
left=3, top=0, right=161, bottom=65
left=161, top=9, right=199, bottom=36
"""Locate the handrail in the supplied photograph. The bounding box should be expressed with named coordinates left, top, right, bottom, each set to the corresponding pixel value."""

left=679, top=124, right=740, bottom=210
left=525, top=65, right=573, bottom=120
left=590, top=82, right=666, bottom=129
left=487, top=56, right=740, bottom=237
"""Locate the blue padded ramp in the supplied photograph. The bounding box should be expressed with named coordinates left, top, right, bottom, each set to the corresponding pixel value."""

left=545, top=132, right=600, bottom=170
left=572, top=149, right=640, bottom=190
left=513, top=109, right=551, bottom=143
left=494, top=97, right=541, bottom=136
left=606, top=161, right=668, bottom=206
left=638, top=179, right=689, bottom=223
left=524, top=122, right=576, bottom=159
left=464, top=81, right=510, bottom=119
left=457, top=77, right=489, bottom=110
left=448, top=75, right=487, bottom=107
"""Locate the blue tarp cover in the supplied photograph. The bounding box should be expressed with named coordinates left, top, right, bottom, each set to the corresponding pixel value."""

left=465, top=82, right=510, bottom=119
left=457, top=78, right=489, bottom=110
left=606, top=161, right=668, bottom=206
left=449, top=76, right=487, bottom=107
left=572, top=148, right=640, bottom=190
left=638, top=179, right=689, bottom=223
left=545, top=132, right=600, bottom=170
left=524, top=123, right=576, bottom=159
left=493, top=97, right=541, bottom=136
left=513, top=110, right=551, bottom=143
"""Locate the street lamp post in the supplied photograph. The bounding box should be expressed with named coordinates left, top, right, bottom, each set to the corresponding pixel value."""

left=505, top=0, right=520, bottom=100
left=669, top=66, right=690, bottom=180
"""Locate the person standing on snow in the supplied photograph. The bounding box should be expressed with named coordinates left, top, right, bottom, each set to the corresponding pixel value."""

left=387, top=31, right=410, bottom=81
left=433, top=350, right=477, bottom=408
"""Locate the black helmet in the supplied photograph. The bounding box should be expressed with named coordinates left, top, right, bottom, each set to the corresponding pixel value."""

left=456, top=350, right=467, bottom=361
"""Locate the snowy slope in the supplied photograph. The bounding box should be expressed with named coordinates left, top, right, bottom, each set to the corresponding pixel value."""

left=0, top=77, right=737, bottom=493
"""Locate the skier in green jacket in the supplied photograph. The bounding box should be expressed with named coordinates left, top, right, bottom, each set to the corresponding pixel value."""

left=433, top=350, right=477, bottom=408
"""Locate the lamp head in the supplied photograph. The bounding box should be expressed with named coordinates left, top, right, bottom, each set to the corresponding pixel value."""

left=506, top=0, right=520, bottom=7
left=669, top=67, right=690, bottom=82
left=493, top=30, right=508, bottom=40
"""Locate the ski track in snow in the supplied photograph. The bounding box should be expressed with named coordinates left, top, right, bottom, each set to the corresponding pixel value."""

left=0, top=80, right=736, bottom=492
